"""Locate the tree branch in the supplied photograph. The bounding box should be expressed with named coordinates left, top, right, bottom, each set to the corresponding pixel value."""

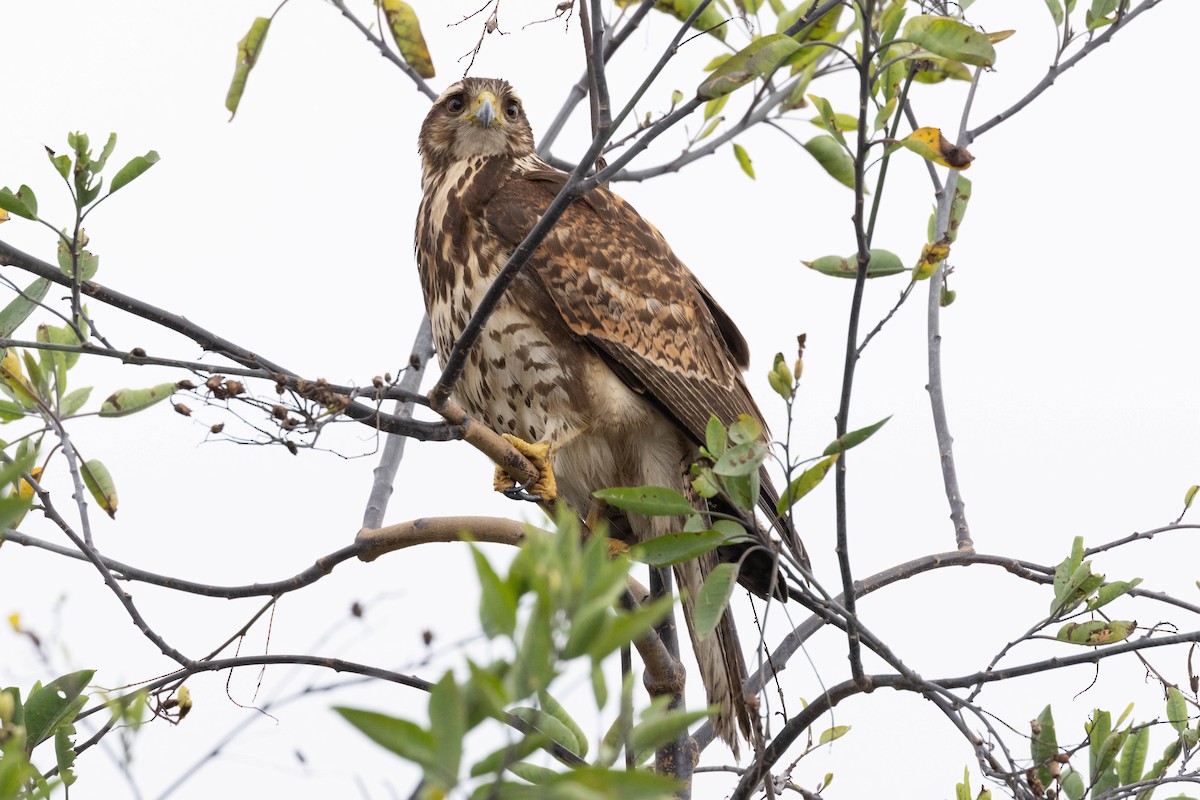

left=361, top=315, right=435, bottom=529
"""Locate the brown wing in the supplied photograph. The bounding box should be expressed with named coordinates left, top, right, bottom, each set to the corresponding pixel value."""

left=482, top=169, right=766, bottom=446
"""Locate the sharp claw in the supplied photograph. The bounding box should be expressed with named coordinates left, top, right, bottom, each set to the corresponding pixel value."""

left=502, top=483, right=543, bottom=503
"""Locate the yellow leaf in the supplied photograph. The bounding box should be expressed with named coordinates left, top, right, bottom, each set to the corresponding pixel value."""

left=379, top=0, right=435, bottom=79
left=901, top=127, right=973, bottom=170
left=0, top=349, right=38, bottom=407
left=17, top=467, right=42, bottom=502
left=914, top=237, right=951, bottom=280
left=7, top=613, right=19, bottom=631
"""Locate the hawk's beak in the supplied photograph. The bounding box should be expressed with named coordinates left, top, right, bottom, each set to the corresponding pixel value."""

left=470, top=91, right=500, bottom=128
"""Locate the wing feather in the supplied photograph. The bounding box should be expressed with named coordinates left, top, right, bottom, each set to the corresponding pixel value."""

left=482, top=171, right=763, bottom=444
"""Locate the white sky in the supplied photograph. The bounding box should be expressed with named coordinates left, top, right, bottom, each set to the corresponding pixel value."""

left=1, top=2, right=1198, bottom=798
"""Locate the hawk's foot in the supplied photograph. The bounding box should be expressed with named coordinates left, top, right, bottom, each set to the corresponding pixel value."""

left=493, top=434, right=557, bottom=503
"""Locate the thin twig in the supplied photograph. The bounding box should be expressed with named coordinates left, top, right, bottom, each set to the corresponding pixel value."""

left=327, top=0, right=437, bottom=100
left=831, top=0, right=876, bottom=688
left=361, top=316, right=435, bottom=530
left=925, top=67, right=982, bottom=553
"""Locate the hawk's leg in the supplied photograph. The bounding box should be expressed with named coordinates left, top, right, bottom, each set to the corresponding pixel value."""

left=494, top=434, right=557, bottom=503
left=583, top=498, right=631, bottom=558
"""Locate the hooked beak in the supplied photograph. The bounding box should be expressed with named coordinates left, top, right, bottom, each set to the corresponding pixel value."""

left=470, top=91, right=499, bottom=128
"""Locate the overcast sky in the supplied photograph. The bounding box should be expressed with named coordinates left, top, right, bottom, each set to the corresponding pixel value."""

left=1, top=2, right=1198, bottom=798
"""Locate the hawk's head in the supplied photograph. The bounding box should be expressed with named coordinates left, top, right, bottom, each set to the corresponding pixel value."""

left=418, top=77, right=535, bottom=166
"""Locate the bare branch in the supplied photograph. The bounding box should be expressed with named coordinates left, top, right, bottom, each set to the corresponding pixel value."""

left=362, top=316, right=435, bottom=529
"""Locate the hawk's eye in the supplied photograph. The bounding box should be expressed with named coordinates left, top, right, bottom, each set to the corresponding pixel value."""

left=446, top=95, right=466, bottom=114
left=505, top=101, right=520, bottom=120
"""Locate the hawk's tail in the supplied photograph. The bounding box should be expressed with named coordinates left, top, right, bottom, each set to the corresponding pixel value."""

left=675, top=555, right=752, bottom=759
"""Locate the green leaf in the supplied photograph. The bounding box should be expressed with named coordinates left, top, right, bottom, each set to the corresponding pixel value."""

left=23, top=670, right=94, bottom=748
left=705, top=416, right=727, bottom=458
left=511, top=706, right=582, bottom=757
left=803, top=136, right=856, bottom=189
left=56, top=240, right=99, bottom=281
left=777, top=2, right=843, bottom=40
left=1061, top=768, right=1085, bottom=800
left=698, top=34, right=800, bottom=99
left=471, top=545, right=517, bottom=637
left=822, top=416, right=891, bottom=456
left=690, top=466, right=721, bottom=499
left=80, top=459, right=118, bottom=519
left=0, top=187, right=36, bottom=220
left=59, top=387, right=92, bottom=417
left=803, top=250, right=905, bottom=279
left=226, top=17, right=271, bottom=119
left=1056, top=620, right=1136, bottom=645
left=727, top=415, right=762, bottom=444
left=623, top=0, right=727, bottom=41
left=732, top=143, right=755, bottom=179
left=693, top=562, right=738, bottom=640
left=1044, top=0, right=1064, bottom=25
left=873, top=97, right=897, bottom=133
left=55, top=722, right=79, bottom=787
left=944, top=174, right=972, bottom=243
left=1031, top=705, right=1058, bottom=789
left=0, top=495, right=34, bottom=532
left=592, top=486, right=693, bottom=516
left=903, top=15, right=996, bottom=67
left=629, top=704, right=714, bottom=760
left=107, top=151, right=160, bottom=196
left=776, top=455, right=838, bottom=515
left=630, top=528, right=740, bottom=567
left=0, top=400, right=25, bottom=421
left=469, top=735, right=545, bottom=778
left=543, top=765, right=679, bottom=797
left=695, top=116, right=722, bottom=142
left=1087, top=710, right=1112, bottom=780
left=428, top=672, right=465, bottom=790
left=0, top=278, right=51, bottom=337
left=1167, top=687, right=1188, bottom=733
left=99, top=382, right=176, bottom=417
left=912, top=58, right=972, bottom=84
left=819, top=725, right=851, bottom=744
left=807, top=94, right=847, bottom=148
left=379, top=0, right=435, bottom=78
left=48, top=150, right=71, bottom=181
left=537, top=690, right=588, bottom=758
left=1183, top=484, right=1198, bottom=515
left=704, top=94, right=729, bottom=121
left=809, top=112, right=858, bottom=132
left=713, top=440, right=767, bottom=477
left=91, top=133, right=118, bottom=173
left=1118, top=725, right=1149, bottom=786
left=1086, top=578, right=1142, bottom=611
left=586, top=596, right=672, bottom=661
left=335, top=707, right=438, bottom=769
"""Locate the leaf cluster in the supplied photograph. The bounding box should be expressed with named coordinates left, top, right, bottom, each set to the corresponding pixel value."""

left=336, top=511, right=699, bottom=799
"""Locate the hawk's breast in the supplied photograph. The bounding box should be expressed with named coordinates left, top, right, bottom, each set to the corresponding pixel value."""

left=416, top=156, right=587, bottom=447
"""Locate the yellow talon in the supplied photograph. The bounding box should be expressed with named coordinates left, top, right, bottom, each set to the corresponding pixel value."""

left=493, top=434, right=557, bottom=502
left=605, top=537, right=630, bottom=558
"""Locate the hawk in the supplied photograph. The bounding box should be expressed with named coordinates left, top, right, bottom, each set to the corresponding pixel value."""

left=416, top=77, right=805, bottom=754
